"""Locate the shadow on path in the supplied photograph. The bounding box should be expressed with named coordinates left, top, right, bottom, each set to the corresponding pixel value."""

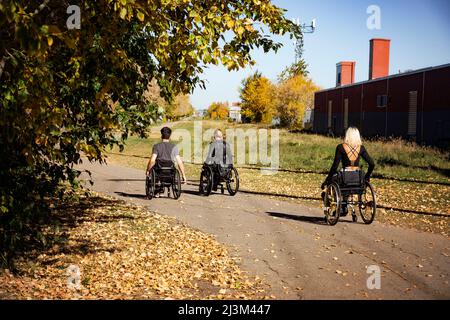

left=115, top=191, right=147, bottom=199
left=107, top=178, right=145, bottom=182
left=267, top=211, right=357, bottom=225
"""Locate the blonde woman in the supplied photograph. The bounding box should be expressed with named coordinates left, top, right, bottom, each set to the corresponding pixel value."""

left=321, top=127, right=375, bottom=214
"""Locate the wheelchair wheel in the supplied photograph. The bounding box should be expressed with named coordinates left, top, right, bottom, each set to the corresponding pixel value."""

left=324, top=182, right=341, bottom=226
left=226, top=167, right=239, bottom=196
left=199, top=165, right=213, bottom=196
left=359, top=182, right=376, bottom=224
left=145, top=170, right=156, bottom=200
left=172, top=169, right=182, bottom=199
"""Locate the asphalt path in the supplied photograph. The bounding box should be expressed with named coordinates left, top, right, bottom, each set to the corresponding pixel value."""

left=79, top=161, right=450, bottom=299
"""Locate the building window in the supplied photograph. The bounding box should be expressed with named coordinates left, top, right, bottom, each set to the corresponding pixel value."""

left=376, top=94, right=388, bottom=108
left=343, top=98, right=349, bottom=129
left=408, top=91, right=418, bottom=136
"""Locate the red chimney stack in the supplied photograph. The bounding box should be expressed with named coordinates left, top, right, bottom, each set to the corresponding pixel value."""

left=369, top=38, right=390, bottom=80
left=336, top=61, right=356, bottom=87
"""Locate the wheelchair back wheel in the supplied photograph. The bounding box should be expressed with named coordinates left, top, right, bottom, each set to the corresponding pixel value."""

left=226, top=167, right=239, bottom=196
left=359, top=182, right=376, bottom=224
left=145, top=170, right=156, bottom=200
left=324, top=182, right=341, bottom=226
left=172, top=169, right=182, bottom=199
left=199, top=165, right=213, bottom=196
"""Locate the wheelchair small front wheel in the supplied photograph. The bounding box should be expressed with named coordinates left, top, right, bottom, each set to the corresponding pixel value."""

left=324, top=182, right=341, bottom=226
left=359, top=182, right=376, bottom=224
left=199, top=166, right=213, bottom=196
left=226, top=167, right=239, bottom=196
left=172, top=170, right=182, bottom=199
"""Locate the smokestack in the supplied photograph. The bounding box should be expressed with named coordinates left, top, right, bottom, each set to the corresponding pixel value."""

left=369, top=38, right=390, bottom=80
left=336, top=61, right=356, bottom=87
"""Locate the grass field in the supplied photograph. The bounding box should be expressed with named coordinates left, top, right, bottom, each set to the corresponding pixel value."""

left=104, top=120, right=450, bottom=236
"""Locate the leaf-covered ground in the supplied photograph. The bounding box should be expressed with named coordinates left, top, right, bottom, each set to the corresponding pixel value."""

left=0, top=193, right=267, bottom=300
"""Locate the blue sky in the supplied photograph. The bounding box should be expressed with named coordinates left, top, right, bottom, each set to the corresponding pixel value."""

left=190, top=0, right=450, bottom=110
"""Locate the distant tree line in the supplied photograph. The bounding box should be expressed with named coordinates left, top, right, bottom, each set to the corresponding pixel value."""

left=205, top=60, right=320, bottom=129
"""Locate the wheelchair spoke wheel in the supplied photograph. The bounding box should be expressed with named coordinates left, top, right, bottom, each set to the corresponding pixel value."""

left=226, top=167, right=239, bottom=196
left=324, top=183, right=341, bottom=226
left=172, top=170, right=182, bottom=199
left=359, top=182, right=376, bottom=224
left=145, top=170, right=156, bottom=200
left=199, top=166, right=213, bottom=196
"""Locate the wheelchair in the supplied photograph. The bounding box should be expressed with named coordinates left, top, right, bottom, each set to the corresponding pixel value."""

left=145, top=159, right=182, bottom=200
left=199, top=163, right=239, bottom=196
left=323, top=169, right=376, bottom=226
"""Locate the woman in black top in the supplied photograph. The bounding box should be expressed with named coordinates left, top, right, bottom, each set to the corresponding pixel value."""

left=321, top=127, right=375, bottom=189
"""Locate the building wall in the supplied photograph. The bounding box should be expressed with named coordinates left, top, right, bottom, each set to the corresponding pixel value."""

left=342, top=83, right=363, bottom=130
left=422, top=67, right=450, bottom=144
left=361, top=79, right=388, bottom=138
left=313, top=65, right=450, bottom=145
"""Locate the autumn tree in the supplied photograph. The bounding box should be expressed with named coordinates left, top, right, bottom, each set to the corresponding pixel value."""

left=240, top=72, right=276, bottom=124
left=278, top=60, right=309, bottom=82
left=168, top=94, right=194, bottom=121
left=145, top=80, right=193, bottom=121
left=0, top=1, right=300, bottom=266
left=275, top=75, right=320, bottom=129
left=205, top=102, right=230, bottom=120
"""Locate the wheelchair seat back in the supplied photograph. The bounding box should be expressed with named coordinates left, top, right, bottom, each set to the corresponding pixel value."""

left=155, top=159, right=175, bottom=182
left=338, top=169, right=365, bottom=187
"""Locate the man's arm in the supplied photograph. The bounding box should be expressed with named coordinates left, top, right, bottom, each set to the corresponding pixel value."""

left=146, top=154, right=157, bottom=175
left=175, top=155, right=187, bottom=183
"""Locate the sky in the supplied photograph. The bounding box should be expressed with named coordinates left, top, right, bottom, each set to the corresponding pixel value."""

left=190, top=0, right=450, bottom=111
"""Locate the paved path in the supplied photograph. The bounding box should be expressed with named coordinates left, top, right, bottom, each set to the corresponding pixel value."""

left=79, top=161, right=450, bottom=299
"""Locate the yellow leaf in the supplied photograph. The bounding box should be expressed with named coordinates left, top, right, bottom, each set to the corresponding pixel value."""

left=120, top=7, right=127, bottom=20
left=47, top=37, right=53, bottom=47
left=137, top=11, right=144, bottom=22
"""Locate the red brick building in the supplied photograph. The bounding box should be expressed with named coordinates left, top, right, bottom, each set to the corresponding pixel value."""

left=313, top=39, right=450, bottom=146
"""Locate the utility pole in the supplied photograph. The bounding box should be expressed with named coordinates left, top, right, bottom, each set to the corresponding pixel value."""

left=292, top=18, right=316, bottom=63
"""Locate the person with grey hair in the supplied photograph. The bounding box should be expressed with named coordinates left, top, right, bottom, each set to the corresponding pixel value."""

left=205, top=129, right=234, bottom=191
left=205, top=129, right=233, bottom=165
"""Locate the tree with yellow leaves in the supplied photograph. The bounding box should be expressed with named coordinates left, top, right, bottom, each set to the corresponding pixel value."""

left=240, top=72, right=276, bottom=124
left=205, top=102, right=230, bottom=120
left=145, top=80, right=194, bottom=121
left=275, top=75, right=320, bottom=129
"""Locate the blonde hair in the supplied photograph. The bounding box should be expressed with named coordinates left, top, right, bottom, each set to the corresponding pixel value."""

left=344, top=127, right=362, bottom=148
